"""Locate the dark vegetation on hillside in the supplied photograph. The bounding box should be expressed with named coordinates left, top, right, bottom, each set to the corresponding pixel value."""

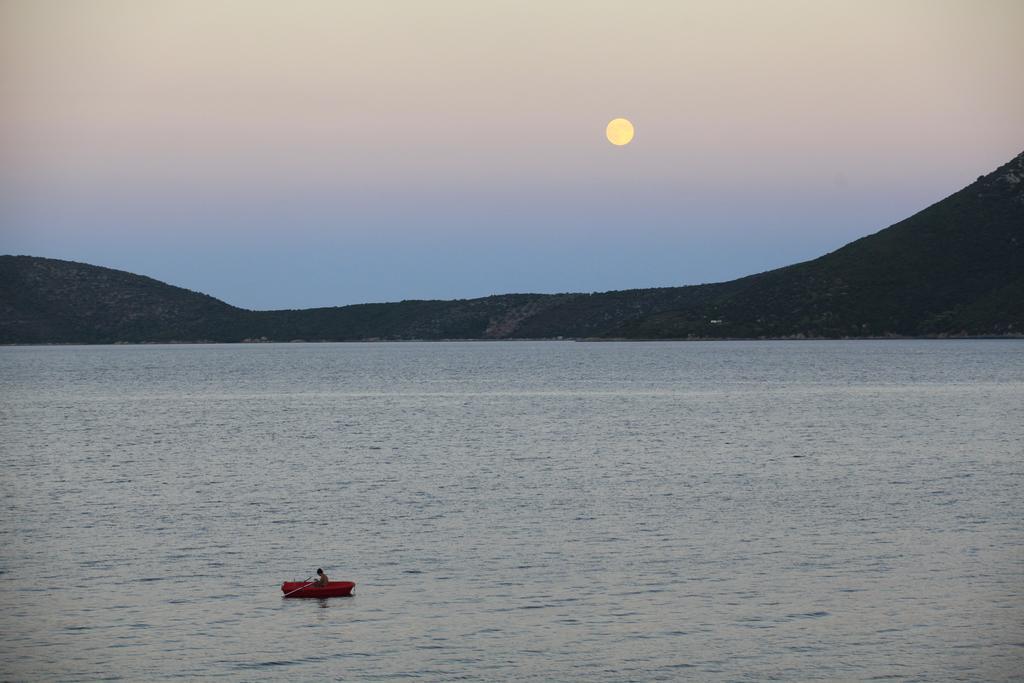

left=2, top=151, right=1021, bottom=344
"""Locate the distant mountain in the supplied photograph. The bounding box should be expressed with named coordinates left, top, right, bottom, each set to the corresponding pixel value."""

left=2, top=151, right=1021, bottom=344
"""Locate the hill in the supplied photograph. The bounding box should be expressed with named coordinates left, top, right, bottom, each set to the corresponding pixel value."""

left=0, top=256, right=253, bottom=344
left=1, top=151, right=1021, bottom=343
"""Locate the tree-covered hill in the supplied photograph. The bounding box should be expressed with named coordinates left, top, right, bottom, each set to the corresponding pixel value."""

left=0, top=256, right=253, bottom=343
left=1, top=150, right=1021, bottom=343
left=607, top=150, right=1024, bottom=339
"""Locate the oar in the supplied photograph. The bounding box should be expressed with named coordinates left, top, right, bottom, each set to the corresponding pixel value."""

left=283, top=575, right=315, bottom=597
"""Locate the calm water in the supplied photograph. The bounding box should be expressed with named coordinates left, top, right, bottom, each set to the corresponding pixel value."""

left=1, top=341, right=1022, bottom=681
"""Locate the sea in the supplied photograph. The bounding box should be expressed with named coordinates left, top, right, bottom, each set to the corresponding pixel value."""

left=1, top=340, right=1021, bottom=681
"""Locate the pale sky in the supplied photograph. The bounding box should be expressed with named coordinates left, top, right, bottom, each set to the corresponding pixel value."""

left=2, top=0, right=1022, bottom=309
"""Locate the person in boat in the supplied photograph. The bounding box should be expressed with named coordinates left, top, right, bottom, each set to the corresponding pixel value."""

left=313, top=568, right=328, bottom=587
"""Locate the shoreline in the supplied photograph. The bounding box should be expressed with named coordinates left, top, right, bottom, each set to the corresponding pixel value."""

left=3, top=334, right=1022, bottom=347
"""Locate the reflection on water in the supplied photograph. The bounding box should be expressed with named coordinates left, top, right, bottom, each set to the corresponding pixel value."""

left=1, top=341, right=1022, bottom=681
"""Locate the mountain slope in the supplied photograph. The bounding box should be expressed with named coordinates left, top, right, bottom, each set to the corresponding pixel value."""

left=0, top=256, right=253, bottom=343
left=1, top=151, right=1021, bottom=343
left=606, top=150, right=1024, bottom=338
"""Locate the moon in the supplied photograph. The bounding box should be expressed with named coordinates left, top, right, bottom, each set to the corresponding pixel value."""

left=606, top=118, right=634, bottom=146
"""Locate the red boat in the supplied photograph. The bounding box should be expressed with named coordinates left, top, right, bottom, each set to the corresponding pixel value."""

left=281, top=581, right=355, bottom=598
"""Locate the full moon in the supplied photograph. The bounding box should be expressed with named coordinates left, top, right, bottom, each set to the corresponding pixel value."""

left=606, top=118, right=634, bottom=146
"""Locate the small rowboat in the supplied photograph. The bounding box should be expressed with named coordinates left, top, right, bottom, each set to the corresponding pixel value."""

left=281, top=581, right=355, bottom=598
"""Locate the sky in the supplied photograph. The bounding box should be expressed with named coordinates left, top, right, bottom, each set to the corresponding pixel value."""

left=1, top=0, right=1022, bottom=310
